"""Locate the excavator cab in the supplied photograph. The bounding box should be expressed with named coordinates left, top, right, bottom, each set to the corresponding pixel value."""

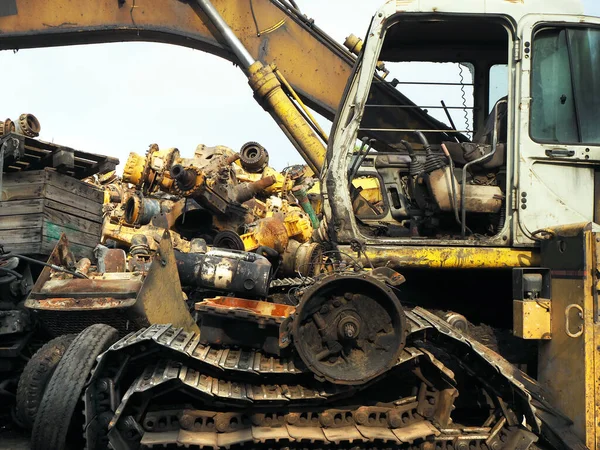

left=325, top=1, right=600, bottom=447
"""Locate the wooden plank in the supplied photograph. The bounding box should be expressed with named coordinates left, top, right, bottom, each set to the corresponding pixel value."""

left=0, top=227, right=41, bottom=244
left=43, top=199, right=102, bottom=223
left=44, top=185, right=102, bottom=215
left=1, top=183, right=44, bottom=201
left=0, top=199, right=44, bottom=216
left=41, top=239, right=94, bottom=260
left=45, top=170, right=103, bottom=203
left=2, top=170, right=46, bottom=185
left=43, top=207, right=102, bottom=236
left=0, top=214, right=43, bottom=231
left=1, top=242, right=42, bottom=256
left=43, top=222, right=100, bottom=248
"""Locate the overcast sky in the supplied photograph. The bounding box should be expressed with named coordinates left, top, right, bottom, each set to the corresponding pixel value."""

left=1, top=0, right=598, bottom=171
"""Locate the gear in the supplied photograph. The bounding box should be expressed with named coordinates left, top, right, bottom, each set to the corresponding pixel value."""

left=290, top=272, right=408, bottom=385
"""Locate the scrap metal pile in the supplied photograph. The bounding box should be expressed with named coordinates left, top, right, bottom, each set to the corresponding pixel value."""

left=96, top=140, right=323, bottom=279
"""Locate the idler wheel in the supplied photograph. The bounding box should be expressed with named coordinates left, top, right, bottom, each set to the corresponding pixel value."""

left=290, top=273, right=407, bottom=385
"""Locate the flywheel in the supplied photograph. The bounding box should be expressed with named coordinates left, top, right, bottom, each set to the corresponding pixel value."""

left=290, top=272, right=408, bottom=385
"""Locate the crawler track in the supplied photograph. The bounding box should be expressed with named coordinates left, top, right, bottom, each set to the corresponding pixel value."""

left=77, top=308, right=581, bottom=449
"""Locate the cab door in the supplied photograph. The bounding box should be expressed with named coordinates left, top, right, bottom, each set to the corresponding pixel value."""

left=515, top=16, right=600, bottom=245
left=515, top=15, right=600, bottom=448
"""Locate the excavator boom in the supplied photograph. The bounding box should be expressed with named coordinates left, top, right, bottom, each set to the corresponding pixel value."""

left=0, top=0, right=456, bottom=171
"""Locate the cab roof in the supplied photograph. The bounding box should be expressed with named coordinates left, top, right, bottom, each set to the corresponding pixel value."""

left=381, top=0, right=584, bottom=23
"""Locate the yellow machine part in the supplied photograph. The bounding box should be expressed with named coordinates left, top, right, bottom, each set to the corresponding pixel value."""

left=352, top=176, right=383, bottom=204
left=536, top=222, right=600, bottom=448
left=283, top=209, right=313, bottom=243
left=513, top=300, right=552, bottom=340
left=234, top=166, right=292, bottom=194
left=102, top=220, right=193, bottom=253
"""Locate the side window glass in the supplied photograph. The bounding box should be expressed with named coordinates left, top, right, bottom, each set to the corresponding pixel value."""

left=531, top=29, right=578, bottom=143
left=531, top=27, right=600, bottom=144
left=489, top=64, right=508, bottom=112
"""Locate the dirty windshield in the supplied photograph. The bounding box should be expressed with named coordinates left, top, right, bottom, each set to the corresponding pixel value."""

left=531, top=27, right=600, bottom=144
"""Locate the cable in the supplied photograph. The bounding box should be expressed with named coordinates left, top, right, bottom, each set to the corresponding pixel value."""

left=9, top=254, right=87, bottom=279
left=458, top=64, right=471, bottom=139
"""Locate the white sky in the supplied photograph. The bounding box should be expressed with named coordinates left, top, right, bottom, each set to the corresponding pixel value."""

left=1, top=0, right=598, bottom=171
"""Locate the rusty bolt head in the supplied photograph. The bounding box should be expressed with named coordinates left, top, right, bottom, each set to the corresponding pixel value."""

left=387, top=411, right=403, bottom=428
left=319, top=412, right=334, bottom=427
left=179, top=415, right=194, bottom=430
left=286, top=412, right=301, bottom=425
left=353, top=408, right=369, bottom=425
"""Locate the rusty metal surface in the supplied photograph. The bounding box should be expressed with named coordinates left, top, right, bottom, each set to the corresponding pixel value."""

left=31, top=297, right=135, bottom=311
left=195, top=297, right=294, bottom=319
left=134, top=231, right=199, bottom=333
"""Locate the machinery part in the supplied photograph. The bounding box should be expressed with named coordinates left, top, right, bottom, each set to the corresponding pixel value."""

left=26, top=232, right=199, bottom=336
left=192, top=0, right=326, bottom=174
left=31, top=324, right=119, bottom=450
left=442, top=311, right=469, bottom=332
left=76, top=321, right=549, bottom=450
left=123, top=194, right=161, bottom=226
left=175, top=248, right=272, bottom=298
left=234, top=175, right=277, bottom=203
left=15, top=334, right=76, bottom=429
left=242, top=216, right=290, bottom=253
left=15, top=113, right=41, bottom=137
left=281, top=240, right=323, bottom=277
left=122, top=145, right=180, bottom=193
left=195, top=297, right=295, bottom=354
left=170, top=164, right=203, bottom=196
left=292, top=185, right=320, bottom=228
left=129, top=234, right=151, bottom=257
left=344, top=34, right=388, bottom=76
left=0, top=118, right=15, bottom=136
left=0, top=114, right=40, bottom=137
left=239, top=141, right=269, bottom=172
left=290, top=273, right=407, bottom=385
left=0, top=310, right=29, bottom=335
left=427, top=166, right=503, bottom=214
left=213, top=230, right=245, bottom=251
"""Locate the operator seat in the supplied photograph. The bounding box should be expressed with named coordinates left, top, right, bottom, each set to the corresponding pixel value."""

left=443, top=96, right=508, bottom=170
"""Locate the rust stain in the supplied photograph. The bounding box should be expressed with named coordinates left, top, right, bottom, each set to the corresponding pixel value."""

left=196, top=296, right=295, bottom=318
left=34, top=297, right=126, bottom=310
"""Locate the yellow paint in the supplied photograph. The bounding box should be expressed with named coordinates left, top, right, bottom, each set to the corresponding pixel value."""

left=136, top=232, right=199, bottom=333
left=513, top=300, right=551, bottom=339
left=247, top=61, right=326, bottom=174
left=352, top=176, right=383, bottom=203
left=537, top=224, right=600, bottom=447
left=352, top=246, right=539, bottom=269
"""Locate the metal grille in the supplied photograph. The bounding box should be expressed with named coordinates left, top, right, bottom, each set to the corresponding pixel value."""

left=36, top=309, right=137, bottom=337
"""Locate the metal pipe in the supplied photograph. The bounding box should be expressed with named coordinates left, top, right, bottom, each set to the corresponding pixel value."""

left=460, top=99, right=506, bottom=238
left=194, top=0, right=255, bottom=69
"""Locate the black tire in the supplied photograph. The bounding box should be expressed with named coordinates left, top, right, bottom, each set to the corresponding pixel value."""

left=31, top=324, right=119, bottom=450
left=15, top=334, right=76, bottom=429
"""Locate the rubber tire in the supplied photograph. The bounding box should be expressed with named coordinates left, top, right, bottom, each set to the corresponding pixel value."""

left=31, top=324, right=119, bottom=450
left=15, top=334, right=76, bottom=429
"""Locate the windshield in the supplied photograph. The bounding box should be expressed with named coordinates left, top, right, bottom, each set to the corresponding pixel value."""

left=531, top=27, right=600, bottom=144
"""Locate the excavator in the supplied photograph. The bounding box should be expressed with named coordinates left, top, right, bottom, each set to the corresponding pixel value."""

left=1, top=0, right=599, bottom=449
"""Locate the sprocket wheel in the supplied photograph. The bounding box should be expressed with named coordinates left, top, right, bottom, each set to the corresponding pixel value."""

left=291, top=272, right=407, bottom=385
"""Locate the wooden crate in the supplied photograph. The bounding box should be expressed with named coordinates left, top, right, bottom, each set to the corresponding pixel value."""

left=0, top=169, right=104, bottom=259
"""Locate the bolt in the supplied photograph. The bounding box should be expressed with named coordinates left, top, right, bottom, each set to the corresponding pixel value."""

left=179, top=415, right=194, bottom=430
left=343, top=322, right=358, bottom=338
left=354, top=408, right=369, bottom=425
left=320, top=412, right=334, bottom=427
